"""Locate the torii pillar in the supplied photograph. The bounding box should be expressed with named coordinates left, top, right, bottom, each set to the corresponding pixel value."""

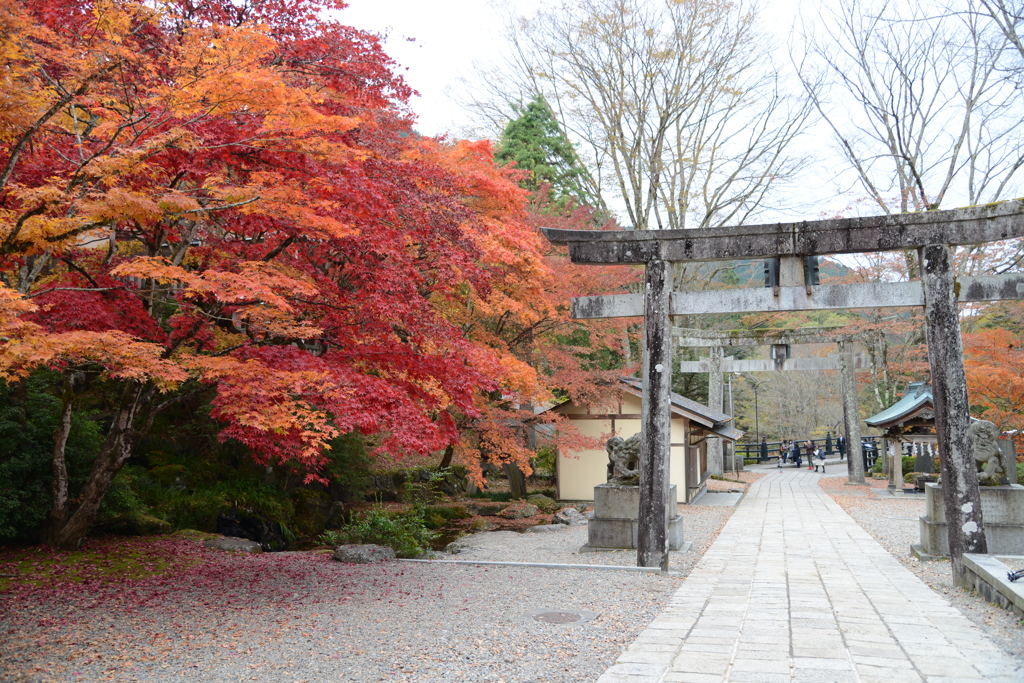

left=639, top=259, right=672, bottom=571
left=920, top=244, right=987, bottom=578
left=706, top=346, right=725, bottom=476
left=838, top=341, right=865, bottom=484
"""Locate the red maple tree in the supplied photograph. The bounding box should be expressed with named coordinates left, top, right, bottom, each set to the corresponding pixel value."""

left=0, top=0, right=634, bottom=547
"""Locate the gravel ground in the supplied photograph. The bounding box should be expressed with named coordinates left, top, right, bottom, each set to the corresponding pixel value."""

left=817, top=473, right=1024, bottom=662
left=0, top=483, right=758, bottom=683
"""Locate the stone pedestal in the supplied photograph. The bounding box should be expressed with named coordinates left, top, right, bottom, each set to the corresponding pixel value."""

left=914, top=483, right=1024, bottom=558
left=587, top=484, right=685, bottom=550
left=888, top=452, right=903, bottom=492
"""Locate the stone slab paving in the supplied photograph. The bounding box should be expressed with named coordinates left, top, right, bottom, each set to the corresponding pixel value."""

left=695, top=492, right=745, bottom=507
left=596, top=469, right=1024, bottom=683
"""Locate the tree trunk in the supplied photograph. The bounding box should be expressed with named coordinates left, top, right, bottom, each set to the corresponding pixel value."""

left=43, top=375, right=75, bottom=544
left=47, top=383, right=147, bottom=550
left=438, top=444, right=455, bottom=469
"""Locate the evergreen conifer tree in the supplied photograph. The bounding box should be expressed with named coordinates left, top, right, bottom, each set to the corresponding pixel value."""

left=495, top=95, right=600, bottom=210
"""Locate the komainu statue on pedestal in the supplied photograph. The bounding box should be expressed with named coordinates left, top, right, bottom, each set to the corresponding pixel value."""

left=970, top=419, right=1008, bottom=485
left=606, top=433, right=641, bottom=485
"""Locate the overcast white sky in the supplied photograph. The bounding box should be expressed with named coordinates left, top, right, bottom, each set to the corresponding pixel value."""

left=331, top=1, right=1023, bottom=225
left=337, top=0, right=541, bottom=138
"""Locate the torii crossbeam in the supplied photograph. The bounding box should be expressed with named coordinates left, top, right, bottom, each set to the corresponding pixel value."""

left=673, top=326, right=881, bottom=481
left=540, top=199, right=1024, bottom=581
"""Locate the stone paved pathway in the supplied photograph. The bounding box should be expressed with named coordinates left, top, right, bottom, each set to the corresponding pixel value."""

left=596, top=469, right=1024, bottom=683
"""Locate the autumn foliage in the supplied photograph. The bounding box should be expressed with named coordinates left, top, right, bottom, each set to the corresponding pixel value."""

left=0, top=0, right=628, bottom=547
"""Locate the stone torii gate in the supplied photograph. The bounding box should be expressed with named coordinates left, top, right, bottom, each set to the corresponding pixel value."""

left=541, top=200, right=1024, bottom=582
left=673, top=326, right=881, bottom=482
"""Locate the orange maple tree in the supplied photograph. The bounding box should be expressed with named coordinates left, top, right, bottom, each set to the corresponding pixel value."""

left=963, top=328, right=1024, bottom=438
left=406, top=140, right=636, bottom=482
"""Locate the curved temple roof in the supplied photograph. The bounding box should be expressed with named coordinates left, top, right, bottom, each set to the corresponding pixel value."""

left=864, top=382, right=933, bottom=428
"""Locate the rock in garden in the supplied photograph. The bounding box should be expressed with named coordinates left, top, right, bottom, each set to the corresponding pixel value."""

left=216, top=508, right=289, bottom=551
left=204, top=536, right=262, bottom=553
left=468, top=501, right=507, bottom=516
left=526, top=493, right=558, bottom=513
left=444, top=538, right=478, bottom=554
left=332, top=544, right=396, bottom=563
left=525, top=524, right=564, bottom=533
left=554, top=507, right=588, bottom=526
left=497, top=502, right=539, bottom=519
left=325, top=501, right=346, bottom=528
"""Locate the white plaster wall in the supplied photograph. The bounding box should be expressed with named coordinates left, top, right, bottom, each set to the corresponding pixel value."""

left=556, top=393, right=690, bottom=501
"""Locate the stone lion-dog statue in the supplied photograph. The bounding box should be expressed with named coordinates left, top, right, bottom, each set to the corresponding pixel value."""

left=605, top=432, right=642, bottom=485
left=969, top=419, right=1008, bottom=486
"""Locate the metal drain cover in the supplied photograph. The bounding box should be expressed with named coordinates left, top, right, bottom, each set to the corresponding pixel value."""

left=533, top=611, right=583, bottom=624
left=522, top=608, right=600, bottom=626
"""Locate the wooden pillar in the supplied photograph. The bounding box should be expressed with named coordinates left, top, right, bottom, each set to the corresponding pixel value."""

left=707, top=345, right=724, bottom=476
left=639, top=259, right=672, bottom=571
left=920, top=244, right=987, bottom=585
left=839, top=341, right=865, bottom=484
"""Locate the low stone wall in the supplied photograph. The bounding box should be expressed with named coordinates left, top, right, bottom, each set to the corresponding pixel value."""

left=962, top=554, right=1024, bottom=618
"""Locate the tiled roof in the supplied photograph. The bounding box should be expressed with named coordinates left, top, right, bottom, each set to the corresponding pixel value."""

left=864, top=382, right=932, bottom=427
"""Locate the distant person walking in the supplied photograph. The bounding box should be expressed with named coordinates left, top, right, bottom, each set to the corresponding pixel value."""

left=837, top=435, right=846, bottom=461
left=793, top=441, right=802, bottom=467
left=814, top=446, right=826, bottom=472
left=805, top=440, right=814, bottom=470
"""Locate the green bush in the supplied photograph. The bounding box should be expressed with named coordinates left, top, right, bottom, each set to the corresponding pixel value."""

left=152, top=489, right=226, bottom=531
left=421, top=505, right=471, bottom=529
left=532, top=446, right=556, bottom=480
left=322, top=432, right=374, bottom=492
left=0, top=373, right=103, bottom=543
left=150, top=479, right=294, bottom=532
left=98, top=466, right=149, bottom=521
left=329, top=505, right=436, bottom=558
left=318, top=529, right=346, bottom=546
left=1017, top=462, right=1024, bottom=482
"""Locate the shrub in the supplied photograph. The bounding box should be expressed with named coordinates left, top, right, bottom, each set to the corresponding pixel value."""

left=532, top=446, right=556, bottom=480
left=97, top=466, right=149, bottom=521
left=318, top=529, right=345, bottom=546
left=332, top=505, right=436, bottom=558
left=322, top=432, right=374, bottom=493
left=421, top=505, right=471, bottom=529
left=151, top=479, right=294, bottom=533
